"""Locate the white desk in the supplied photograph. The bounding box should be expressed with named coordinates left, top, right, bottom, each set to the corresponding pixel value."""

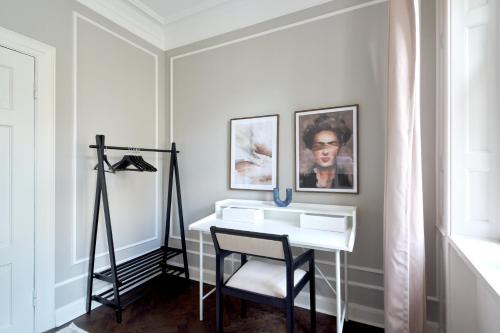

left=188, top=199, right=357, bottom=333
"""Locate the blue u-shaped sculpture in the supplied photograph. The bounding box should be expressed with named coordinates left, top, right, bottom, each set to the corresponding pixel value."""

left=273, top=187, right=292, bottom=207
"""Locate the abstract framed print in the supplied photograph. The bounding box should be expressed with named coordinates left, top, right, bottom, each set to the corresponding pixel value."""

left=230, top=114, right=279, bottom=191
left=295, top=105, right=358, bottom=193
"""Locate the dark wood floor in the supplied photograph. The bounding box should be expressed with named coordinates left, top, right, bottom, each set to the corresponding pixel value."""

left=48, top=275, right=383, bottom=333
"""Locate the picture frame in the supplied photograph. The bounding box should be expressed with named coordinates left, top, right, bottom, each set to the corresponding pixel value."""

left=230, top=114, right=279, bottom=191
left=295, top=105, right=358, bottom=193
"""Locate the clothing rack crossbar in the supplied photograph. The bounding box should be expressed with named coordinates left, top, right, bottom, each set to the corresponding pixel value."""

left=88, top=144, right=179, bottom=153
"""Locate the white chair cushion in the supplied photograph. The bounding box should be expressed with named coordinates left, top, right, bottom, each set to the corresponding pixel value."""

left=225, top=260, right=306, bottom=298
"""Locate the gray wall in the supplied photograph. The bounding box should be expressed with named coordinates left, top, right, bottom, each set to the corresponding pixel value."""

left=0, top=0, right=438, bottom=327
left=167, top=0, right=437, bottom=324
left=0, top=0, right=168, bottom=321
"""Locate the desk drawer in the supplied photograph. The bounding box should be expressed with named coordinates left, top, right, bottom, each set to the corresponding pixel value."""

left=222, top=207, right=264, bottom=223
left=300, top=213, right=347, bottom=233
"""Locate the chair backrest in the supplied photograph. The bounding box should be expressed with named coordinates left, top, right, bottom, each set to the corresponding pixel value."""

left=210, top=227, right=292, bottom=262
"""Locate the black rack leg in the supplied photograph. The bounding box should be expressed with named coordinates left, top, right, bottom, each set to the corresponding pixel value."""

left=163, top=146, right=175, bottom=266
left=115, top=310, right=122, bottom=323
left=96, top=135, right=122, bottom=320
left=86, top=177, right=101, bottom=314
left=173, top=145, right=190, bottom=280
left=100, top=173, right=122, bottom=315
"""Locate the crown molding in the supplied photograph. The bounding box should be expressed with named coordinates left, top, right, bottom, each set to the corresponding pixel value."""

left=77, top=0, right=345, bottom=51
left=162, top=0, right=335, bottom=50
left=77, top=0, right=165, bottom=49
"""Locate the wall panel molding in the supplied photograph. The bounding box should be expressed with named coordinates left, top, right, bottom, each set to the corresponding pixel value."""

left=175, top=263, right=439, bottom=328
left=168, top=0, right=388, bottom=142
left=71, top=12, right=160, bottom=265
left=166, top=0, right=395, bottom=323
left=167, top=236, right=440, bottom=303
left=165, top=0, right=440, bottom=325
left=167, top=0, right=389, bottom=238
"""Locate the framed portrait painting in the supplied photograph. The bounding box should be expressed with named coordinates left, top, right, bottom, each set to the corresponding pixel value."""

left=230, top=114, right=279, bottom=191
left=295, top=105, right=358, bottom=193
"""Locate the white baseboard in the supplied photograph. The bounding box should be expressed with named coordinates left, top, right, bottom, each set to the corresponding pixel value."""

left=294, top=292, right=385, bottom=328
left=186, top=264, right=440, bottom=331
left=426, top=321, right=440, bottom=333
left=55, top=274, right=161, bottom=326
left=55, top=295, right=103, bottom=327
left=55, top=264, right=440, bottom=332
left=294, top=292, right=439, bottom=332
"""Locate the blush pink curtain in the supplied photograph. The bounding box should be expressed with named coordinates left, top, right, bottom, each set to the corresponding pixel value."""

left=384, top=0, right=426, bottom=332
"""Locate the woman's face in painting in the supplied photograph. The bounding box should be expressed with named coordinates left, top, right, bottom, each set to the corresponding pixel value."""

left=312, top=130, right=339, bottom=168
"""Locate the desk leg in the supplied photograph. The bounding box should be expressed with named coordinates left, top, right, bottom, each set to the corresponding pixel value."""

left=199, top=231, right=204, bottom=321
left=344, top=251, right=348, bottom=321
left=336, top=250, right=342, bottom=333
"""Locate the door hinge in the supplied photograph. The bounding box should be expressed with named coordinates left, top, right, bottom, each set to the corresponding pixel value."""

left=33, top=86, right=38, bottom=100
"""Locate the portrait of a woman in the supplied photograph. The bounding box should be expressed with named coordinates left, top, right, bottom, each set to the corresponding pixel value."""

left=295, top=105, right=358, bottom=193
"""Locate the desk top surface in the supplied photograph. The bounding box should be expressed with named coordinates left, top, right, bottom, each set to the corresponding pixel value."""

left=189, top=214, right=356, bottom=252
left=215, top=199, right=357, bottom=216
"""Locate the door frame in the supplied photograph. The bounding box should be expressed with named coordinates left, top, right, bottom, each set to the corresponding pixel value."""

left=0, top=26, right=56, bottom=332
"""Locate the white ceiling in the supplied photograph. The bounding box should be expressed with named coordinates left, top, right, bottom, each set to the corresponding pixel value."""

left=78, top=0, right=334, bottom=50
left=135, top=0, right=232, bottom=24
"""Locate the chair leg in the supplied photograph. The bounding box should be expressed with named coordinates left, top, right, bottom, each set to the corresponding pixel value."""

left=286, top=300, right=294, bottom=333
left=216, top=288, right=223, bottom=333
left=309, top=275, right=316, bottom=332
left=216, top=255, right=224, bottom=333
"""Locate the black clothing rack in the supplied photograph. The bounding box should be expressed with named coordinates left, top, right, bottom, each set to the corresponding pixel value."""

left=86, top=134, right=189, bottom=323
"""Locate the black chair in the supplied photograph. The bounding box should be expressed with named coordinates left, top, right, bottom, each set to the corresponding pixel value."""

left=210, top=226, right=316, bottom=333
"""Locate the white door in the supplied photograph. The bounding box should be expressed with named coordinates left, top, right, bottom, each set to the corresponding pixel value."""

left=0, top=46, right=35, bottom=332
